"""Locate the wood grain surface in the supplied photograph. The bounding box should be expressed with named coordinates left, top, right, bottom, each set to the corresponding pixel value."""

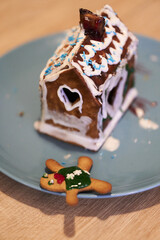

left=0, top=0, right=160, bottom=239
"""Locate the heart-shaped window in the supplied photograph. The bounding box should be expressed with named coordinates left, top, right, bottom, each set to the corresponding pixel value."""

left=57, top=85, right=83, bottom=113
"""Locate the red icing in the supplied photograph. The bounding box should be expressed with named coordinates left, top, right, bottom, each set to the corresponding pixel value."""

left=54, top=173, right=65, bottom=184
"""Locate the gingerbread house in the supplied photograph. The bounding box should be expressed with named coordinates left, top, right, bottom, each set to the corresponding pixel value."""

left=34, top=5, right=138, bottom=151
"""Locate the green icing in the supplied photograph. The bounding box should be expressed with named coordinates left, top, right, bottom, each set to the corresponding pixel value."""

left=58, top=166, right=91, bottom=191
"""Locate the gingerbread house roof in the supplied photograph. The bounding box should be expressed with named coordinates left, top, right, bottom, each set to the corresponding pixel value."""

left=40, top=5, right=138, bottom=97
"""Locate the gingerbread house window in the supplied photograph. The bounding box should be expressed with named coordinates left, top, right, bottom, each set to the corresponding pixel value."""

left=57, top=85, right=83, bottom=113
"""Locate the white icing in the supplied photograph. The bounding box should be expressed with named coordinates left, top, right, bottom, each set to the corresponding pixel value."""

left=103, top=136, right=120, bottom=151
left=75, top=5, right=128, bottom=77
left=39, top=27, right=85, bottom=86
left=34, top=88, right=137, bottom=151
left=66, top=173, right=75, bottom=180
left=73, top=170, right=82, bottom=176
left=35, top=5, right=138, bottom=151
left=139, top=118, right=159, bottom=130
left=57, top=84, right=83, bottom=113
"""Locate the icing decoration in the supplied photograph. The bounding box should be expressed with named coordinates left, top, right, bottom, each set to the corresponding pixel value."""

left=57, top=84, right=83, bottom=113
left=40, top=157, right=112, bottom=206
left=42, top=173, right=48, bottom=178
left=58, top=166, right=91, bottom=190
left=76, top=5, right=128, bottom=77
left=48, top=179, right=54, bottom=185
left=35, top=5, right=138, bottom=151
left=54, top=173, right=65, bottom=184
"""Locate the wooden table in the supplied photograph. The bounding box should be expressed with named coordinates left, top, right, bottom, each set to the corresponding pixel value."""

left=0, top=0, right=160, bottom=239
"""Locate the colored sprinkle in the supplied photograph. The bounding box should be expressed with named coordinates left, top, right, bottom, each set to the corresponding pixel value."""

left=92, top=48, right=96, bottom=53
left=103, top=16, right=108, bottom=26
left=101, top=65, right=106, bottom=68
left=81, top=45, right=84, bottom=47
left=106, top=31, right=112, bottom=34
left=82, top=51, right=86, bottom=60
left=107, top=54, right=115, bottom=63
left=68, top=35, right=75, bottom=42
left=45, top=66, right=52, bottom=76
left=54, top=62, right=61, bottom=67
left=70, top=43, right=76, bottom=46
left=60, top=53, right=67, bottom=61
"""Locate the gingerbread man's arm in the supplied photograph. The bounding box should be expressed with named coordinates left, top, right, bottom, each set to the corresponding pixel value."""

left=90, top=178, right=112, bottom=194
left=46, top=159, right=64, bottom=172
left=78, top=156, right=93, bottom=172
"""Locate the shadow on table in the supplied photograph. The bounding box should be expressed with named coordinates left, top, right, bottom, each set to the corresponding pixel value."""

left=0, top=173, right=160, bottom=238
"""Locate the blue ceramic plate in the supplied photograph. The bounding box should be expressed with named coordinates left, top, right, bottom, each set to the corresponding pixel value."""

left=0, top=33, right=160, bottom=198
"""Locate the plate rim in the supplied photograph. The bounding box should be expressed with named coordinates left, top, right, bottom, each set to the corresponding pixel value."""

left=0, top=32, right=160, bottom=199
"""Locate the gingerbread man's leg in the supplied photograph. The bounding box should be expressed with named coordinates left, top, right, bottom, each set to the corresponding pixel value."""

left=66, top=189, right=79, bottom=206
left=78, top=156, right=93, bottom=172
left=45, top=159, right=64, bottom=172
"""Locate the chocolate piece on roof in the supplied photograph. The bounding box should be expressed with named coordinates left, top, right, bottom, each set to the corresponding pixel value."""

left=79, top=8, right=105, bottom=41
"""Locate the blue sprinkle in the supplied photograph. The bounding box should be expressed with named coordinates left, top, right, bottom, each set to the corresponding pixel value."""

left=81, top=45, right=84, bottom=47
left=68, top=58, right=70, bottom=62
left=93, top=63, right=101, bottom=70
left=60, top=53, right=67, bottom=61
left=68, top=35, right=75, bottom=42
left=113, top=31, right=117, bottom=36
left=54, top=62, right=61, bottom=67
left=61, top=162, right=66, bottom=166
left=120, top=46, right=123, bottom=50
left=70, top=43, right=76, bottom=46
left=106, top=31, right=112, bottom=34
left=107, top=54, right=115, bottom=63
left=72, top=53, right=74, bottom=56
left=103, top=16, right=108, bottom=26
left=85, top=60, right=89, bottom=66
left=88, top=59, right=92, bottom=64
left=92, top=44, right=95, bottom=47
left=92, top=48, right=96, bottom=53
left=45, top=66, right=52, bottom=76
left=111, top=155, right=115, bottom=159
left=82, top=51, right=86, bottom=60
left=101, top=65, right=105, bottom=68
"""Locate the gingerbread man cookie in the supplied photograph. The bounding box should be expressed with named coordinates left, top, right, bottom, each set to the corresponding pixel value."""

left=40, top=156, right=112, bottom=206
